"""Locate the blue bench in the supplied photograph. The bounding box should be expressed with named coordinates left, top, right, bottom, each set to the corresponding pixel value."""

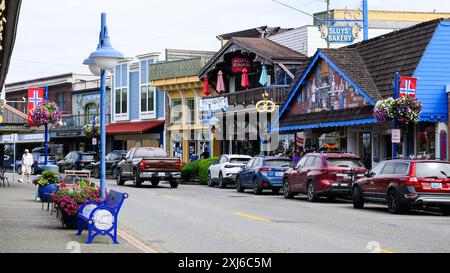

left=76, top=190, right=129, bottom=244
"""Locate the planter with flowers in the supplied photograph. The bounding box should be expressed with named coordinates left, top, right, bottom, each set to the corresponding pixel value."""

left=373, top=96, right=422, bottom=125
left=52, top=181, right=104, bottom=229
left=36, top=171, right=60, bottom=202
left=30, top=101, right=62, bottom=126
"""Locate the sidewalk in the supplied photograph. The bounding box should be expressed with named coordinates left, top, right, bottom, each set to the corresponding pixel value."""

left=0, top=173, right=142, bottom=253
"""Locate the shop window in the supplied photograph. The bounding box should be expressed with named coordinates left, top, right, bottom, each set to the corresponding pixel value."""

left=418, top=122, right=436, bottom=159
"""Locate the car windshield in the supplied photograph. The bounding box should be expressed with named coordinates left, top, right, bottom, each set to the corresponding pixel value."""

left=230, top=158, right=250, bottom=164
left=81, top=154, right=96, bottom=161
left=415, top=162, right=450, bottom=179
left=327, top=158, right=364, bottom=168
left=134, top=148, right=167, bottom=158
left=265, top=160, right=291, bottom=168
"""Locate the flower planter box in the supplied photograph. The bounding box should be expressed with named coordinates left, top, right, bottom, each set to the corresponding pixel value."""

left=38, top=184, right=59, bottom=202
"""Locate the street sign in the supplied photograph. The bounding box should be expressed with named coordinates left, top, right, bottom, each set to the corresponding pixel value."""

left=392, top=129, right=401, bottom=144
left=92, top=138, right=97, bottom=145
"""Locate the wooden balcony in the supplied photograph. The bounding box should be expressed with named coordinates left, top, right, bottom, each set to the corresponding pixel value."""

left=219, top=85, right=290, bottom=106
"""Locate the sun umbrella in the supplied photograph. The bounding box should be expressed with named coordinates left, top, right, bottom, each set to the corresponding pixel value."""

left=241, top=68, right=250, bottom=89
left=203, top=77, right=210, bottom=96
left=216, top=70, right=225, bottom=94
left=259, top=65, right=268, bottom=86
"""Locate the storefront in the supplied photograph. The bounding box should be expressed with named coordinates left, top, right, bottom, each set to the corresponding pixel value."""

left=277, top=19, right=450, bottom=167
left=106, top=120, right=165, bottom=151
left=198, top=37, right=306, bottom=155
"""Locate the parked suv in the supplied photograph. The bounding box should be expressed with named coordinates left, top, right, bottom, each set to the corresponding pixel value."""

left=236, top=156, right=292, bottom=195
left=208, top=154, right=252, bottom=188
left=57, top=151, right=99, bottom=174
left=283, top=153, right=367, bottom=202
left=91, top=150, right=127, bottom=179
left=352, top=160, right=450, bottom=215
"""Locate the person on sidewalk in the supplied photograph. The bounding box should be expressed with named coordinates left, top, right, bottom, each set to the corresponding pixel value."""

left=18, top=149, right=33, bottom=183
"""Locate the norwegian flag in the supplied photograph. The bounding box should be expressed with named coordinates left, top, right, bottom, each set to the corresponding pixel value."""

left=27, top=88, right=44, bottom=126
left=399, top=76, right=417, bottom=98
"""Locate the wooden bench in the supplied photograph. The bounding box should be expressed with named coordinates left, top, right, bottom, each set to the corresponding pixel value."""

left=76, top=190, right=129, bottom=244
left=64, top=170, right=91, bottom=179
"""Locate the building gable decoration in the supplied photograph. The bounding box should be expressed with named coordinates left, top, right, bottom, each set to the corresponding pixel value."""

left=275, top=49, right=377, bottom=126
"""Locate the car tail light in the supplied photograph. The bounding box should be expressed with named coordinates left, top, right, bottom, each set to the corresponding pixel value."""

left=178, top=160, right=182, bottom=170
left=259, top=167, right=272, bottom=172
left=406, top=176, right=420, bottom=186
left=36, top=160, right=41, bottom=164
left=141, top=161, right=145, bottom=171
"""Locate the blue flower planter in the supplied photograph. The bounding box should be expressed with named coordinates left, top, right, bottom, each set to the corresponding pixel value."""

left=38, top=184, right=59, bottom=202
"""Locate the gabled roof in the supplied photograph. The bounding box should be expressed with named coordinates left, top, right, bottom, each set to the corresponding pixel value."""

left=198, top=37, right=306, bottom=78
left=217, top=26, right=293, bottom=41
left=277, top=18, right=444, bottom=127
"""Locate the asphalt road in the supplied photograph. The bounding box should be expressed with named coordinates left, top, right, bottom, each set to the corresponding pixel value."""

left=104, top=178, right=450, bottom=253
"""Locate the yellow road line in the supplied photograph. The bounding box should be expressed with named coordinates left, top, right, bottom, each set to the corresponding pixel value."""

left=377, top=248, right=395, bottom=253
left=117, top=229, right=158, bottom=253
left=161, top=195, right=178, bottom=201
left=234, top=212, right=271, bottom=222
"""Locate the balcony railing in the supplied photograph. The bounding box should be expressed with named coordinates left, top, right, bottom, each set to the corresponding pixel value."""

left=72, top=77, right=112, bottom=91
left=219, top=85, right=290, bottom=106
left=58, top=114, right=111, bottom=128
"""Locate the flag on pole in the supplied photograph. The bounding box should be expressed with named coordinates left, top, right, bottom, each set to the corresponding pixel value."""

left=399, top=76, right=417, bottom=98
left=27, top=88, right=44, bottom=126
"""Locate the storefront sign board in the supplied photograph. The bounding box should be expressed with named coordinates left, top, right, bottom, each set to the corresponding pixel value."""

left=392, top=129, right=401, bottom=144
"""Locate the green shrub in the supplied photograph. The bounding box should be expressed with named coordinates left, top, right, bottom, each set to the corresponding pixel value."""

left=37, top=171, right=59, bottom=186
left=198, top=157, right=218, bottom=185
left=181, top=160, right=200, bottom=181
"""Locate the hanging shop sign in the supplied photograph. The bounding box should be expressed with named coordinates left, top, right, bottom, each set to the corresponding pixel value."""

left=319, top=24, right=361, bottom=43
left=231, top=55, right=253, bottom=74
left=200, top=97, right=229, bottom=112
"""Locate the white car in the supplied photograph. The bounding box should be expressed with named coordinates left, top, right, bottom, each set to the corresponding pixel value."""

left=207, top=154, right=252, bottom=188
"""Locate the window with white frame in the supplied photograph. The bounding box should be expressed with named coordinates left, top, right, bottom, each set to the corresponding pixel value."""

left=114, top=63, right=128, bottom=118
left=140, top=59, right=156, bottom=117
left=186, top=99, right=195, bottom=124
left=172, top=99, right=182, bottom=124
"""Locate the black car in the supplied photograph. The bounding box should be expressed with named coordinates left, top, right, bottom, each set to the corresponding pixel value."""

left=57, top=151, right=99, bottom=174
left=91, top=150, right=127, bottom=179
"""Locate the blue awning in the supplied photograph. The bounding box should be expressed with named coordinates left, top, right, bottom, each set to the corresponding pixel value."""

left=276, top=118, right=377, bottom=132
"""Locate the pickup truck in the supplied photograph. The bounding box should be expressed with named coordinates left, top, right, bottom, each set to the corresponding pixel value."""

left=116, top=147, right=182, bottom=188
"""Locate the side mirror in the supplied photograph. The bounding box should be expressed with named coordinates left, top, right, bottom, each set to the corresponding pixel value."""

left=365, top=172, right=373, bottom=178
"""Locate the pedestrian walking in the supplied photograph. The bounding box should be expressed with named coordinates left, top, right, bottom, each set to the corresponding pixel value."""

left=18, top=149, right=33, bottom=183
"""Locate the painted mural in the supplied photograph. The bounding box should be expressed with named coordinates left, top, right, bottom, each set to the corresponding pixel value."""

left=288, top=59, right=368, bottom=116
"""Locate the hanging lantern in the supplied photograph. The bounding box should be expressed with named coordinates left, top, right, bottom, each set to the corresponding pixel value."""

left=241, top=68, right=250, bottom=89
left=203, top=77, right=211, bottom=96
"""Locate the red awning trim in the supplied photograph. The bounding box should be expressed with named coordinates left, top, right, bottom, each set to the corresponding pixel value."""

left=106, top=120, right=165, bottom=135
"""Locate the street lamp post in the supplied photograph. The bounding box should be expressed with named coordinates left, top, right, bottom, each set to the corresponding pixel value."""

left=83, top=13, right=123, bottom=199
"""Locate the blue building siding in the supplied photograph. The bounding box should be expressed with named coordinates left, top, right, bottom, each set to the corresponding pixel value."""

left=129, top=71, right=139, bottom=121
left=156, top=88, right=165, bottom=119
left=414, top=21, right=450, bottom=122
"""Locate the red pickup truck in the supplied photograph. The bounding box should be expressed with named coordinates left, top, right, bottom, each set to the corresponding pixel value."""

left=116, top=147, right=182, bottom=188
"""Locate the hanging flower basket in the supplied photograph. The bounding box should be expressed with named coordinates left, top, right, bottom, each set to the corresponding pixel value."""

left=31, top=101, right=62, bottom=126
left=83, top=124, right=100, bottom=138
left=373, top=96, right=422, bottom=124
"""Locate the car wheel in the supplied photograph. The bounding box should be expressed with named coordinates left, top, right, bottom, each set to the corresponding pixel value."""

left=352, top=186, right=364, bottom=209
left=111, top=167, right=117, bottom=179
left=207, top=172, right=214, bottom=187
left=151, top=179, right=160, bottom=187
left=170, top=180, right=179, bottom=188
left=253, top=178, right=262, bottom=195
left=439, top=206, right=450, bottom=216
left=133, top=170, right=142, bottom=188
left=307, top=181, right=319, bottom=202
left=218, top=173, right=226, bottom=188
left=236, top=176, right=245, bottom=193
left=116, top=169, right=125, bottom=186
left=387, top=189, right=405, bottom=214
left=283, top=179, right=294, bottom=199
left=94, top=168, right=100, bottom=179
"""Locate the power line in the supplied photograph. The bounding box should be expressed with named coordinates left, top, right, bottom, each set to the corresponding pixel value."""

left=271, top=0, right=322, bottom=21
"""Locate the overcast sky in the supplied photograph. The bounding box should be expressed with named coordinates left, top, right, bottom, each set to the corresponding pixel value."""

left=6, top=0, right=450, bottom=83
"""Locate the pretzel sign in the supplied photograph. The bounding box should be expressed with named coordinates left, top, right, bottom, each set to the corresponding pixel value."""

left=256, top=100, right=276, bottom=113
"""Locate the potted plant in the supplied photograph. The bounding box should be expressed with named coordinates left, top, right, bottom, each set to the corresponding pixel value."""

left=373, top=96, right=422, bottom=124
left=36, top=171, right=60, bottom=202
left=83, top=123, right=100, bottom=138
left=52, top=181, right=104, bottom=229
left=30, top=101, right=62, bottom=126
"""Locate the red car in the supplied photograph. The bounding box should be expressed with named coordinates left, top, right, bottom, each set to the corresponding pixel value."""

left=352, top=160, right=450, bottom=215
left=283, top=153, right=367, bottom=202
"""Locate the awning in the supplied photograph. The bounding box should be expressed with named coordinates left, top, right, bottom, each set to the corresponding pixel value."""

left=276, top=118, right=377, bottom=133
left=106, top=120, right=165, bottom=135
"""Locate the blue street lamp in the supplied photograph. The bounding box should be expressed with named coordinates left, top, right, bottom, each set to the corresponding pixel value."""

left=83, top=13, right=123, bottom=199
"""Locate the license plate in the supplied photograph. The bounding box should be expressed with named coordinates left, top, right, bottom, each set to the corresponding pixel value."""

left=431, top=183, right=442, bottom=189
left=158, top=172, right=166, bottom=177
left=276, top=172, right=284, bottom=177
